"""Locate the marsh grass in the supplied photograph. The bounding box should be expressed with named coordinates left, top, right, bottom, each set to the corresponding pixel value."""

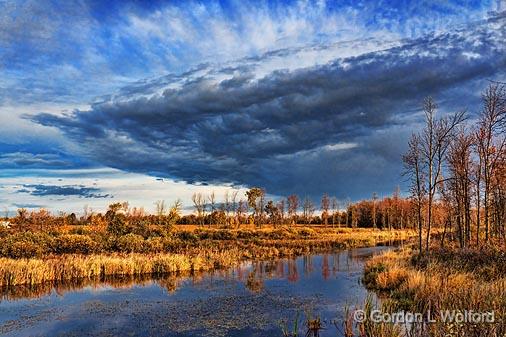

left=0, top=227, right=415, bottom=288
left=340, top=296, right=403, bottom=337
left=0, top=248, right=242, bottom=288
left=363, top=247, right=506, bottom=337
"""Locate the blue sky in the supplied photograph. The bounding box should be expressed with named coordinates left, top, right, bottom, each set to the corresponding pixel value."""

left=0, top=0, right=505, bottom=213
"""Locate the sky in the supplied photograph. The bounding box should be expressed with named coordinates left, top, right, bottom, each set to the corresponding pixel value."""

left=0, top=0, right=505, bottom=214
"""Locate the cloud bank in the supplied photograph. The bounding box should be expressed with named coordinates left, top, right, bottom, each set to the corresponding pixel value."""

left=30, top=12, right=506, bottom=200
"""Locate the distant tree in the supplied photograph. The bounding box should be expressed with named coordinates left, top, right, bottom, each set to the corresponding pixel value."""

left=372, top=192, right=378, bottom=228
left=167, top=199, right=182, bottom=226
left=331, top=197, right=339, bottom=227
left=224, top=191, right=230, bottom=224
left=265, top=200, right=280, bottom=225
left=230, top=190, right=239, bottom=226
left=246, top=187, right=265, bottom=227
left=302, top=197, right=315, bottom=225
left=208, top=191, right=216, bottom=219
left=192, top=193, right=206, bottom=226
left=321, top=194, right=330, bottom=226
left=236, top=199, right=247, bottom=227
left=105, top=202, right=123, bottom=221
left=345, top=198, right=352, bottom=227
left=287, top=195, right=299, bottom=224
left=155, top=200, right=166, bottom=216
left=277, top=199, right=285, bottom=224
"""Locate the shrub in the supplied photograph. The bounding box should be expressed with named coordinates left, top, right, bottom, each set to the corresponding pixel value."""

left=177, top=231, right=199, bottom=242
left=211, top=229, right=234, bottom=240
left=145, top=237, right=164, bottom=253
left=236, top=229, right=259, bottom=239
left=116, top=233, right=145, bottom=253
left=107, top=214, right=130, bottom=236
left=0, top=232, right=54, bottom=258
left=297, top=227, right=316, bottom=237
left=69, top=226, right=91, bottom=235
left=53, top=234, right=97, bottom=254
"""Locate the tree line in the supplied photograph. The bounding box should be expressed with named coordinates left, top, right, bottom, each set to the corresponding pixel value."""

left=403, top=82, right=505, bottom=252
left=179, top=187, right=415, bottom=230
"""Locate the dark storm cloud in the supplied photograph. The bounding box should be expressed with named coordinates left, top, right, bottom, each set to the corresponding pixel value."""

left=18, top=184, right=112, bottom=199
left=30, top=13, right=506, bottom=200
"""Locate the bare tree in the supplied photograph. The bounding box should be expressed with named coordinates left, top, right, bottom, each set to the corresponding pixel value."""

left=155, top=200, right=166, bottom=216
left=371, top=192, right=378, bottom=228
left=475, top=83, right=506, bottom=242
left=403, top=133, right=426, bottom=252
left=447, top=127, right=474, bottom=247
left=321, top=193, right=330, bottom=226
left=419, top=97, right=465, bottom=251
left=287, top=195, right=299, bottom=225
left=331, top=197, right=339, bottom=227
left=236, top=199, right=247, bottom=227
left=345, top=198, right=352, bottom=227
left=191, top=193, right=206, bottom=226
left=208, top=191, right=216, bottom=213
left=224, top=191, right=231, bottom=225
left=302, top=197, right=315, bottom=225
left=277, top=199, right=285, bottom=224
left=231, top=190, right=239, bottom=226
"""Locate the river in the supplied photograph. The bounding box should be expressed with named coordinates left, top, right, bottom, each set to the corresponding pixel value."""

left=0, top=246, right=391, bottom=337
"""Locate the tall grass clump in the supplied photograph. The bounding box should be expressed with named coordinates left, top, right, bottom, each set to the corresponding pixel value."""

left=0, top=248, right=243, bottom=288
left=363, top=247, right=506, bottom=337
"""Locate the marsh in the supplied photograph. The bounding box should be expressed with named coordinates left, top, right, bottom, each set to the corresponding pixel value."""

left=0, top=246, right=390, bottom=337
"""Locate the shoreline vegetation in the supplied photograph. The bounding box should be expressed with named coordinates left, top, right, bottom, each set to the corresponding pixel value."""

left=362, top=246, right=506, bottom=337
left=0, top=226, right=415, bottom=288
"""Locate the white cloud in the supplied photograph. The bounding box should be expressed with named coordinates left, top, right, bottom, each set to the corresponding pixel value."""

left=0, top=168, right=250, bottom=215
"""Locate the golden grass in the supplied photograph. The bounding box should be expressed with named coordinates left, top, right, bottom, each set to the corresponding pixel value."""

left=0, top=248, right=242, bottom=288
left=363, top=247, right=506, bottom=337
left=0, top=227, right=417, bottom=288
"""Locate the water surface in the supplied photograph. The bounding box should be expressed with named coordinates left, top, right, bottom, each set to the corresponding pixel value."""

left=0, top=246, right=390, bottom=337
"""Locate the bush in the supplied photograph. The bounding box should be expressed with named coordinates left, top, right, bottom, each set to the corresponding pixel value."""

left=53, top=234, right=98, bottom=254
left=146, top=225, right=172, bottom=238
left=177, top=231, right=199, bottom=242
left=69, top=226, right=91, bottom=235
left=297, top=227, right=316, bottom=237
left=116, top=233, right=145, bottom=252
left=236, top=229, right=259, bottom=239
left=145, top=237, right=164, bottom=253
left=0, top=232, right=54, bottom=258
left=107, top=214, right=130, bottom=236
left=211, top=229, right=235, bottom=240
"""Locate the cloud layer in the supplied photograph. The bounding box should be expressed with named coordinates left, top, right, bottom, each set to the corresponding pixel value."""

left=31, top=12, right=506, bottom=199
left=1, top=1, right=505, bottom=209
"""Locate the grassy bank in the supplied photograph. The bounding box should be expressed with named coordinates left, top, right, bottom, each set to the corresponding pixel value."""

left=363, top=247, right=506, bottom=337
left=0, top=248, right=242, bottom=288
left=0, top=227, right=415, bottom=288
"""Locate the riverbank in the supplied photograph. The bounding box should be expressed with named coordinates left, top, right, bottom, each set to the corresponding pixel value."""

left=0, top=227, right=415, bottom=288
left=363, top=246, right=506, bottom=337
